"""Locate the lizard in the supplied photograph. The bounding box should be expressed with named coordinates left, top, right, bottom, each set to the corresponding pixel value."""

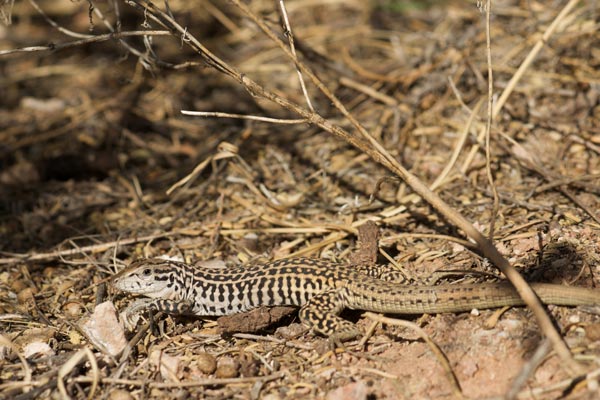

left=111, top=256, right=600, bottom=344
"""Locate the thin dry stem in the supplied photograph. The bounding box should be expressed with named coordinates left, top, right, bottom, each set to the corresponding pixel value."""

left=484, top=0, right=499, bottom=241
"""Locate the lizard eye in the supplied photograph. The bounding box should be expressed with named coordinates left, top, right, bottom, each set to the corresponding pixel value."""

left=142, top=268, right=152, bottom=276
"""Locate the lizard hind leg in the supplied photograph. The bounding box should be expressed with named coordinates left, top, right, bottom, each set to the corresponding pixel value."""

left=298, top=288, right=360, bottom=346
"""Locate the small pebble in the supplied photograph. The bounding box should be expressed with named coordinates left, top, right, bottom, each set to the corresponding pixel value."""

left=108, top=389, right=134, bottom=400
left=42, top=267, right=57, bottom=279
left=23, top=342, right=54, bottom=359
left=17, top=287, right=37, bottom=304
left=275, top=322, right=306, bottom=339
left=215, top=356, right=240, bottom=378
left=10, top=279, right=28, bottom=293
left=239, top=352, right=260, bottom=377
left=196, top=352, right=217, bottom=374
left=584, top=323, right=600, bottom=341
left=63, top=301, right=84, bottom=318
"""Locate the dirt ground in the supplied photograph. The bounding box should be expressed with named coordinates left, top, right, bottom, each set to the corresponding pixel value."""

left=1, top=0, right=600, bottom=399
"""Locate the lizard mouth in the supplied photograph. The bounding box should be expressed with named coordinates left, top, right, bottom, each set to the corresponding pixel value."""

left=112, top=278, right=169, bottom=296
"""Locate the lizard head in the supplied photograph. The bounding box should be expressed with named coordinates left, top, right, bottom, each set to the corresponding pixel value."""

left=112, top=258, right=186, bottom=300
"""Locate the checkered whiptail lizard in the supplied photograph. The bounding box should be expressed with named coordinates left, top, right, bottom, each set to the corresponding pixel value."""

left=112, top=257, right=600, bottom=343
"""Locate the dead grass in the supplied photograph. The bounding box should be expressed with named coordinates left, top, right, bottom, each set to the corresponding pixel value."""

left=1, top=0, right=600, bottom=398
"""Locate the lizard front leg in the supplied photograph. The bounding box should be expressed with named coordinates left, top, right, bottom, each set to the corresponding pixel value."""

left=121, top=298, right=193, bottom=330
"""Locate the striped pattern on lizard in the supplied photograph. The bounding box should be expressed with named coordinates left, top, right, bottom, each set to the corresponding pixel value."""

left=111, top=257, right=600, bottom=344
